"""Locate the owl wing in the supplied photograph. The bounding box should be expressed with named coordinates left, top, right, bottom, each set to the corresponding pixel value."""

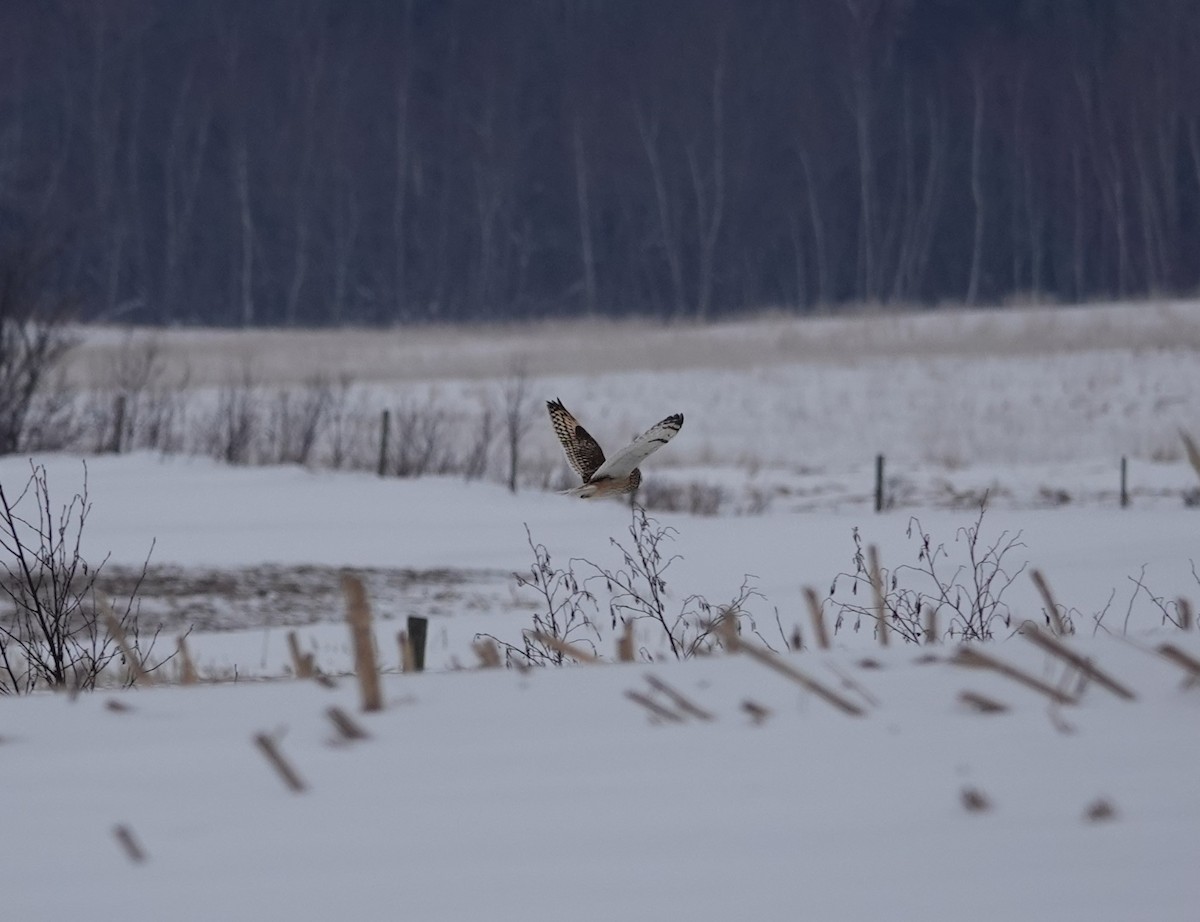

left=589, top=413, right=683, bottom=482
left=547, top=398, right=607, bottom=483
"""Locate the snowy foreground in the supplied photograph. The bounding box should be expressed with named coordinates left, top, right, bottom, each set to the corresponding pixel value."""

left=2, top=451, right=1199, bottom=920
left=4, top=620, right=1198, bottom=920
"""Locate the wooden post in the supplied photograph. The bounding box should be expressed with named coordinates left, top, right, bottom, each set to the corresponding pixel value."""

left=110, top=394, right=127, bottom=454
left=874, top=453, right=885, bottom=513
left=377, top=409, right=391, bottom=477
left=406, top=615, right=428, bottom=672
left=1120, top=456, right=1128, bottom=508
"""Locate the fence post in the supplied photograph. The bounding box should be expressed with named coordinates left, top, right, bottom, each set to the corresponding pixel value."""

left=377, top=409, right=391, bottom=477
left=874, top=453, right=885, bottom=513
left=1120, top=456, right=1128, bottom=508
left=109, top=394, right=126, bottom=454
left=406, top=615, right=428, bottom=672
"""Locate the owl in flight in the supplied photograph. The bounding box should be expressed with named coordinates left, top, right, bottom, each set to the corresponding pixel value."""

left=547, top=398, right=683, bottom=498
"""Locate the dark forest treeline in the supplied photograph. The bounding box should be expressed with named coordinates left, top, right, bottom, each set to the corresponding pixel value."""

left=1, top=0, right=1198, bottom=326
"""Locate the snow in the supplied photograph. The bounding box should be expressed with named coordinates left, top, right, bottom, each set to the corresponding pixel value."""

left=3, top=302, right=1200, bottom=919
left=3, top=631, right=1197, bottom=920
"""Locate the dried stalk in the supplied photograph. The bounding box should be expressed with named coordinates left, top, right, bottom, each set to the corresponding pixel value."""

left=624, top=689, right=683, bottom=722
left=177, top=635, right=199, bottom=685
left=643, top=674, right=714, bottom=721
left=342, top=573, right=382, bottom=712
left=958, top=690, right=1008, bottom=713
left=526, top=629, right=598, bottom=663
left=253, top=733, right=308, bottom=793
left=867, top=545, right=888, bottom=647
left=327, top=706, right=370, bottom=741
left=112, top=824, right=147, bottom=863
left=1030, top=569, right=1068, bottom=635
left=287, top=631, right=315, bottom=680
left=99, top=599, right=151, bottom=685
left=715, top=620, right=864, bottom=715
left=952, top=645, right=1075, bottom=705
left=1018, top=622, right=1135, bottom=700
left=804, top=586, right=829, bottom=650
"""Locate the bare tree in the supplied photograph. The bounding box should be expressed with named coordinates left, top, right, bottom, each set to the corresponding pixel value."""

left=965, top=65, right=986, bottom=306
left=0, top=239, right=76, bottom=454
left=502, top=364, right=534, bottom=493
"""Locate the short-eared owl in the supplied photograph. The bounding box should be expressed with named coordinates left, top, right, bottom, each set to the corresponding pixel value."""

left=546, top=398, right=683, bottom=498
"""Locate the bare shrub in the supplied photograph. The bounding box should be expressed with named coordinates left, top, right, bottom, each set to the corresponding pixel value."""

left=0, top=462, right=165, bottom=693
left=502, top=364, right=535, bottom=493
left=267, top=376, right=334, bottom=466
left=585, top=505, right=760, bottom=658
left=1181, top=430, right=1200, bottom=507
left=100, top=331, right=194, bottom=454
left=462, top=397, right=496, bottom=482
left=210, top=368, right=259, bottom=464
left=829, top=499, right=1026, bottom=642
left=20, top=371, right=86, bottom=452
left=1123, top=565, right=1192, bottom=630
left=479, top=526, right=601, bottom=666
left=486, top=506, right=759, bottom=665
left=323, top=377, right=374, bottom=470
left=389, top=396, right=455, bottom=477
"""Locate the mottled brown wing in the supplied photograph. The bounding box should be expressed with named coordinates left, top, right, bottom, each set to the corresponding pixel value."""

left=547, top=398, right=606, bottom=483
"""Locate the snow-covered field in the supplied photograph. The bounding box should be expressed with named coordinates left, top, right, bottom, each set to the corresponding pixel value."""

left=4, top=302, right=1200, bottom=919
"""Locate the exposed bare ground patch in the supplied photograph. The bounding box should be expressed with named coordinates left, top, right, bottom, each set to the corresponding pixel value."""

left=96, top=564, right=519, bottom=634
